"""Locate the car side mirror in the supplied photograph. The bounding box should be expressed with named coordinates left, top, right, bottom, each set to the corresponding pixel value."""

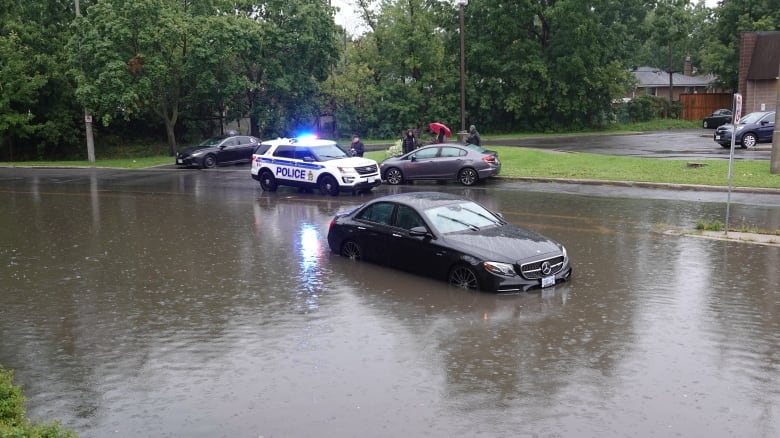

left=409, top=226, right=430, bottom=237
left=410, top=156, right=417, bottom=162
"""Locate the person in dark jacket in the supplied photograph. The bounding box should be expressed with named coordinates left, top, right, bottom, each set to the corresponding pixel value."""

left=350, top=135, right=365, bottom=157
left=436, top=130, right=446, bottom=143
left=401, top=129, right=418, bottom=154
left=466, top=125, right=481, bottom=146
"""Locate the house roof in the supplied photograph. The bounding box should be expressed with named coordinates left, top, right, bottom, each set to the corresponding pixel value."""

left=631, top=66, right=715, bottom=88
left=747, top=32, right=780, bottom=80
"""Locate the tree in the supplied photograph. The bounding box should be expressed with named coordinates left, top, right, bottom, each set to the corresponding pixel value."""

left=235, top=0, right=341, bottom=138
left=69, top=0, right=257, bottom=154
left=701, top=0, right=780, bottom=90
left=1, top=0, right=84, bottom=161
left=465, top=0, right=647, bottom=131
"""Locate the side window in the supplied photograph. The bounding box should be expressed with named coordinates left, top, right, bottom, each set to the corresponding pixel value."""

left=413, top=147, right=439, bottom=160
left=295, top=147, right=315, bottom=161
left=273, top=145, right=295, bottom=159
left=223, top=138, right=239, bottom=147
left=394, top=205, right=425, bottom=231
left=440, top=147, right=464, bottom=158
left=357, top=202, right=395, bottom=226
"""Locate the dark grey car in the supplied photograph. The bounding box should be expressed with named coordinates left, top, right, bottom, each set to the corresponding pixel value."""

left=175, top=135, right=260, bottom=169
left=379, top=143, right=500, bottom=186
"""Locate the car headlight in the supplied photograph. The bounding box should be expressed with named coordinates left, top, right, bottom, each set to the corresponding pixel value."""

left=337, top=167, right=358, bottom=175
left=483, top=261, right=516, bottom=277
left=191, top=150, right=204, bottom=157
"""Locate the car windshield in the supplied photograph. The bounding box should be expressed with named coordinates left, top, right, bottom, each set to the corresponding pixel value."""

left=311, top=144, right=350, bottom=161
left=423, top=202, right=501, bottom=234
left=198, top=137, right=226, bottom=147
left=738, top=112, right=768, bottom=125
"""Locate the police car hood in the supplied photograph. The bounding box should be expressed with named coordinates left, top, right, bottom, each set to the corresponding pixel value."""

left=440, top=224, right=563, bottom=263
left=326, top=157, right=377, bottom=167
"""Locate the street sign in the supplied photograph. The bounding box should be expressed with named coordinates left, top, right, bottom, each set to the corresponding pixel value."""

left=733, top=93, right=742, bottom=123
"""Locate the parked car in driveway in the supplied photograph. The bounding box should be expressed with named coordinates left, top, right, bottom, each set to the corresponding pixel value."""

left=380, top=143, right=500, bottom=186
left=714, top=111, right=775, bottom=148
left=327, top=191, right=572, bottom=293
left=175, top=134, right=260, bottom=169
left=702, top=109, right=732, bottom=129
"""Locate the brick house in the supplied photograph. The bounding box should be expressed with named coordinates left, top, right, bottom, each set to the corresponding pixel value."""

left=628, top=58, right=717, bottom=100
left=739, top=31, right=780, bottom=113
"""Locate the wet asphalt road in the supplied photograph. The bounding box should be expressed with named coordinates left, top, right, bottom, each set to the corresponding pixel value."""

left=1, top=166, right=779, bottom=438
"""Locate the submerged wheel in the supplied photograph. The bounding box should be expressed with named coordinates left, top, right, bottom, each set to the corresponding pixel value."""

left=202, top=154, right=217, bottom=169
left=448, top=265, right=479, bottom=290
left=741, top=133, right=757, bottom=149
left=457, top=167, right=479, bottom=186
left=258, top=170, right=278, bottom=191
left=319, top=175, right=340, bottom=196
left=341, top=240, right=362, bottom=260
left=385, top=168, right=404, bottom=185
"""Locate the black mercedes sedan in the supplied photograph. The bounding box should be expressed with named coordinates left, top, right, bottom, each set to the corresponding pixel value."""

left=175, top=134, right=260, bottom=169
left=327, top=192, right=572, bottom=293
left=702, top=109, right=732, bottom=129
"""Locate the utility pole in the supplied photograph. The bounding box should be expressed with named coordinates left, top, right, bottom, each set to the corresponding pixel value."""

left=75, top=0, right=95, bottom=163
left=771, top=63, right=780, bottom=174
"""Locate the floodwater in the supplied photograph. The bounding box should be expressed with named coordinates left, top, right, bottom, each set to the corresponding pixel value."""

left=1, top=168, right=779, bottom=438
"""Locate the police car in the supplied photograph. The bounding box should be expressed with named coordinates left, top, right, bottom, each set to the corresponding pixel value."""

left=250, top=137, right=381, bottom=196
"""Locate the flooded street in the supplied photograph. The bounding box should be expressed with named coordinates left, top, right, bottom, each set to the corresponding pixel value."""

left=1, top=168, right=779, bottom=437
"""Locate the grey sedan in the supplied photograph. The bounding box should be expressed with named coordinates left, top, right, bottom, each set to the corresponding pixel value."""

left=380, top=143, right=501, bottom=186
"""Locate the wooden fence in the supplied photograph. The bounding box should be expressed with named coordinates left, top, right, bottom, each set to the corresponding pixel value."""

left=680, top=93, right=733, bottom=121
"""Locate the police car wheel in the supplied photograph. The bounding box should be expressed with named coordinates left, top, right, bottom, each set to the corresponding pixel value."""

left=385, top=168, right=403, bottom=185
left=259, top=170, right=278, bottom=191
left=341, top=240, right=362, bottom=260
left=458, top=168, right=478, bottom=186
left=202, top=154, right=217, bottom=169
left=319, top=175, right=340, bottom=196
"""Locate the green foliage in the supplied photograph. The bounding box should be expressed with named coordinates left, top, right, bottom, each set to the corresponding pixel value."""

left=701, top=0, right=780, bottom=90
left=626, top=95, right=680, bottom=122
left=0, top=365, right=78, bottom=437
left=696, top=219, right=723, bottom=231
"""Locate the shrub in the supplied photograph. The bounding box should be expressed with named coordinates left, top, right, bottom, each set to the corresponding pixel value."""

left=0, top=365, right=78, bottom=437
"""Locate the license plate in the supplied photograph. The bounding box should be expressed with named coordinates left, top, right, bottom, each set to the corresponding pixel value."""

left=715, top=135, right=721, bottom=140
left=177, top=159, right=183, bottom=164
left=541, top=275, right=555, bottom=288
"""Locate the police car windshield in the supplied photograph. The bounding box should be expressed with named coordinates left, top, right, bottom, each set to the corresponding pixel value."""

left=312, top=144, right=350, bottom=161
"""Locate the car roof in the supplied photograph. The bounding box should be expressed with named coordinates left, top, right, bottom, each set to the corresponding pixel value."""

left=367, top=191, right=472, bottom=210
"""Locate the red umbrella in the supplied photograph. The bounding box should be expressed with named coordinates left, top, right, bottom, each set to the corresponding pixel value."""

left=429, top=122, right=452, bottom=137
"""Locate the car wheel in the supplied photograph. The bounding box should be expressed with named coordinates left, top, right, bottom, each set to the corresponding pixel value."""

left=259, top=170, right=278, bottom=191
left=341, top=240, right=362, bottom=260
left=703, top=120, right=709, bottom=128
left=319, top=175, right=340, bottom=196
left=202, top=154, right=217, bottom=169
left=457, top=168, right=479, bottom=186
left=742, top=133, right=757, bottom=149
left=385, top=168, right=404, bottom=185
left=448, top=265, right=479, bottom=290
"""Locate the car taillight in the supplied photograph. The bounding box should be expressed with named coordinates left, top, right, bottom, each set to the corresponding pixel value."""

left=482, top=156, right=496, bottom=163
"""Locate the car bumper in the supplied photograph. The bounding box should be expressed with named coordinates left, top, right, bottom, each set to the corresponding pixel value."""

left=176, top=156, right=201, bottom=167
left=477, top=165, right=501, bottom=180
left=339, top=175, right=382, bottom=191
left=479, top=264, right=572, bottom=293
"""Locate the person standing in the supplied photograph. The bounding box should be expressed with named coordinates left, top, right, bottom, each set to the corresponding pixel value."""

left=437, top=129, right=446, bottom=143
left=401, top=129, right=418, bottom=154
left=350, top=135, right=365, bottom=157
left=467, top=125, right=481, bottom=146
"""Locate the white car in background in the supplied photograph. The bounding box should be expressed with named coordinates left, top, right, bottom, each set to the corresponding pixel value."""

left=251, top=137, right=381, bottom=196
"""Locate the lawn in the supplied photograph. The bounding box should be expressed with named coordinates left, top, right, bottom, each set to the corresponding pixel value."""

left=364, top=146, right=780, bottom=189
